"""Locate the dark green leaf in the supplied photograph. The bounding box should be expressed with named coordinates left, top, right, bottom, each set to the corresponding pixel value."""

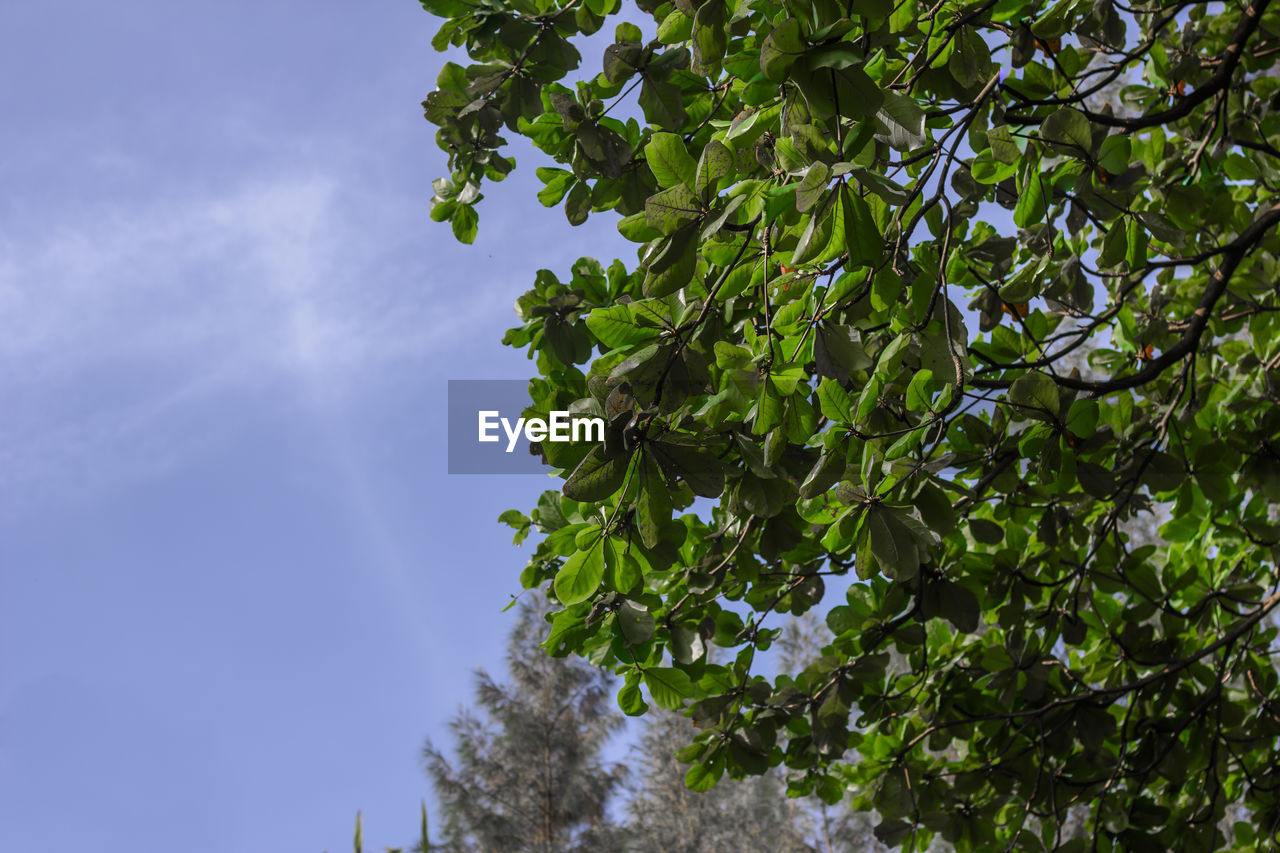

left=877, top=90, right=926, bottom=149
left=1040, top=107, right=1094, bottom=157
left=796, top=163, right=832, bottom=213
left=563, top=446, right=630, bottom=502
left=617, top=599, right=656, bottom=645
left=1008, top=372, right=1061, bottom=420
left=696, top=139, right=734, bottom=200
left=760, top=19, right=804, bottom=82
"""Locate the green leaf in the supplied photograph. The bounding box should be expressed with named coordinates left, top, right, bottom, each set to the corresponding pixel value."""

left=420, top=0, right=470, bottom=15
left=669, top=624, right=706, bottom=664
left=645, top=133, right=698, bottom=190
left=644, top=666, right=694, bottom=709
left=498, top=509, right=532, bottom=544
left=905, top=369, right=934, bottom=412
left=617, top=599, right=656, bottom=645
left=618, top=676, right=649, bottom=715
left=563, top=446, right=630, bottom=502
left=849, top=0, right=893, bottom=17
left=638, top=78, right=686, bottom=130
left=987, top=125, right=1021, bottom=163
left=877, top=90, right=926, bottom=149
left=841, top=185, right=882, bottom=266
left=635, top=453, right=672, bottom=548
left=800, top=448, right=846, bottom=498
left=1098, top=220, right=1127, bottom=267
left=969, top=518, right=1004, bottom=544
left=791, top=190, right=838, bottom=266
left=1097, top=135, right=1131, bottom=173
left=685, top=757, right=723, bottom=791
left=615, top=21, right=642, bottom=42
left=606, top=539, right=643, bottom=593
left=949, top=27, right=990, bottom=88
left=938, top=580, right=980, bottom=632
left=796, top=163, right=832, bottom=213
left=691, top=0, right=727, bottom=76
left=554, top=542, right=606, bottom=604
left=1008, top=372, right=1061, bottom=420
left=609, top=342, right=664, bottom=386
left=450, top=204, right=478, bottom=244
left=536, top=168, right=575, bottom=207
left=754, top=378, right=784, bottom=435
left=1065, top=399, right=1099, bottom=438
left=646, top=185, right=702, bottom=235
left=970, top=149, right=1018, bottom=184
left=498, top=509, right=528, bottom=529
left=586, top=304, right=662, bottom=348
left=854, top=373, right=884, bottom=427
left=1125, top=216, right=1148, bottom=268
left=760, top=19, right=804, bottom=82
left=866, top=506, right=919, bottom=578
left=643, top=221, right=699, bottom=297
left=617, top=211, right=661, bottom=243
left=656, top=10, right=693, bottom=44
left=850, top=169, right=909, bottom=207
left=1014, top=157, right=1047, bottom=227
left=806, top=42, right=863, bottom=71
left=1031, top=0, right=1077, bottom=38
left=695, top=139, right=734, bottom=200
left=602, top=41, right=644, bottom=84
left=1040, top=107, right=1093, bottom=157
left=1143, top=450, right=1184, bottom=493
left=564, top=180, right=591, bottom=225
left=874, top=819, right=914, bottom=847
left=817, top=378, right=854, bottom=422
left=834, top=66, right=884, bottom=118
left=651, top=437, right=725, bottom=498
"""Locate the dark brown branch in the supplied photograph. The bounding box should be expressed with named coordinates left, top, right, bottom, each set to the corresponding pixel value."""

left=903, top=588, right=1280, bottom=750
left=1050, top=198, right=1280, bottom=394
left=1006, top=0, right=1273, bottom=130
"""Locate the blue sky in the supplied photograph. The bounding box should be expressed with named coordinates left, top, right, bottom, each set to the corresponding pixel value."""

left=0, top=2, right=630, bottom=850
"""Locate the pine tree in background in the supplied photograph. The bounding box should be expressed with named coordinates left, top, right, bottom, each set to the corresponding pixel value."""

left=773, top=613, right=890, bottom=853
left=423, top=596, right=627, bottom=853
left=624, top=709, right=814, bottom=853
left=416, top=602, right=948, bottom=853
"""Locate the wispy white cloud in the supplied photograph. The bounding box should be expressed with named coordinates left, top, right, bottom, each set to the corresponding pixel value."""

left=0, top=170, right=507, bottom=512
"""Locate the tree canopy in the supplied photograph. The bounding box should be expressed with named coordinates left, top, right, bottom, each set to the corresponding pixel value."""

left=423, top=597, right=626, bottom=852
left=423, top=597, right=833, bottom=852
left=419, top=0, right=1280, bottom=848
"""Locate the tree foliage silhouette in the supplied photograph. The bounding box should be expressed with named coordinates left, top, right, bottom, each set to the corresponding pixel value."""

left=420, top=0, right=1280, bottom=847
left=423, top=598, right=626, bottom=853
left=422, top=600, right=836, bottom=853
left=626, top=706, right=819, bottom=852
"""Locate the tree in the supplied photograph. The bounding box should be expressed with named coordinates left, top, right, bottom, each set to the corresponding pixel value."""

left=772, top=612, right=899, bottom=853
left=625, top=708, right=817, bottom=852
left=420, top=601, right=849, bottom=853
left=422, top=597, right=627, bottom=852
left=418, top=0, right=1280, bottom=848
left=624, top=619, right=840, bottom=853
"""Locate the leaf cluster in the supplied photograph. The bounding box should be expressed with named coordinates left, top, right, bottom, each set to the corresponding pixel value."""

left=425, top=0, right=1280, bottom=848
